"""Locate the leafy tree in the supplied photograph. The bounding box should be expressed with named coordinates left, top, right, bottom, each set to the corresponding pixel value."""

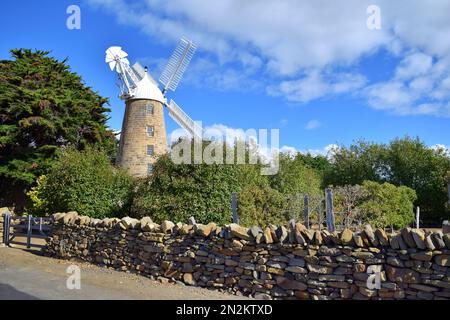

left=324, top=137, right=450, bottom=225
left=0, top=49, right=115, bottom=210
left=296, top=152, right=332, bottom=175
left=384, top=137, right=449, bottom=223
left=324, top=140, right=387, bottom=186
left=270, top=153, right=322, bottom=196
left=358, top=181, right=417, bottom=229
left=27, top=147, right=134, bottom=218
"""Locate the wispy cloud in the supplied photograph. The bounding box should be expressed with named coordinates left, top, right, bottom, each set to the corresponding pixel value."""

left=305, top=120, right=322, bottom=130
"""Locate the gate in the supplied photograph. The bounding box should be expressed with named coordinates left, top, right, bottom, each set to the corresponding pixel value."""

left=2, top=213, right=52, bottom=249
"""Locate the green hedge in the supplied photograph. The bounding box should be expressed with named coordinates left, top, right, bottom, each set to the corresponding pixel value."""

left=28, top=147, right=134, bottom=218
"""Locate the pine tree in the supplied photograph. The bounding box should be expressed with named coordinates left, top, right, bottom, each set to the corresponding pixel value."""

left=0, top=49, right=116, bottom=210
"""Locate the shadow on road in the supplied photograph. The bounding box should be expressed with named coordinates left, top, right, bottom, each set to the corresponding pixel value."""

left=0, top=284, right=40, bottom=300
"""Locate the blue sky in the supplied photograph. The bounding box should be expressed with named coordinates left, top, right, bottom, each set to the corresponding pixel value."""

left=1, top=0, right=449, bottom=154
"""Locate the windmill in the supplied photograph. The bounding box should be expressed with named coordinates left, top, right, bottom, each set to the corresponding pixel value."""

left=105, top=37, right=202, bottom=177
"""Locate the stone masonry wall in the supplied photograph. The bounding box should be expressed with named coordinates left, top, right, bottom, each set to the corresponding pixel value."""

left=44, top=212, right=450, bottom=300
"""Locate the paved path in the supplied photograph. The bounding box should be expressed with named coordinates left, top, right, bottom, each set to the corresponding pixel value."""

left=0, top=247, right=246, bottom=300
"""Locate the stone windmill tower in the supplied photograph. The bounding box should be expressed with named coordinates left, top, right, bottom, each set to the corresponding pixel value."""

left=105, top=38, right=203, bottom=177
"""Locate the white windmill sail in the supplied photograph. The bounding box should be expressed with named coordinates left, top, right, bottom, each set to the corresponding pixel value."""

left=105, top=46, right=129, bottom=71
left=167, top=99, right=203, bottom=140
left=131, top=62, right=145, bottom=81
left=159, top=37, right=197, bottom=93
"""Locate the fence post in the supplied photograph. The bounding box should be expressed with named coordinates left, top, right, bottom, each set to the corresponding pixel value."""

left=231, top=192, right=239, bottom=224
left=3, top=213, right=11, bottom=246
left=303, top=195, right=310, bottom=229
left=325, top=188, right=335, bottom=232
left=318, top=201, right=323, bottom=231
left=26, top=215, right=32, bottom=249
left=416, top=207, right=420, bottom=229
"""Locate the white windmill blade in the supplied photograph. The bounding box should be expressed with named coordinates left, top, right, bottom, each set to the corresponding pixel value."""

left=105, top=46, right=130, bottom=71
left=159, top=37, right=197, bottom=93
left=131, top=62, right=146, bottom=81
left=105, top=46, right=127, bottom=63
left=167, top=99, right=203, bottom=140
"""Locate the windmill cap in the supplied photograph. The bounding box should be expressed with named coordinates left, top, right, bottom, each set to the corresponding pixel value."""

left=131, top=72, right=165, bottom=103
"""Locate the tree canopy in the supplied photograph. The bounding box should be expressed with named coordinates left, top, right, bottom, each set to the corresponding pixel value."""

left=0, top=49, right=115, bottom=209
left=324, top=137, right=450, bottom=224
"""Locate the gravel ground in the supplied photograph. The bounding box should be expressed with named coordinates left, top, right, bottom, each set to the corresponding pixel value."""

left=0, top=247, right=249, bottom=300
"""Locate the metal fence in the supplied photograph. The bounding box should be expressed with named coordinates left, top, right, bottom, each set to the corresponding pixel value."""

left=232, top=188, right=338, bottom=231
left=2, top=213, right=52, bottom=249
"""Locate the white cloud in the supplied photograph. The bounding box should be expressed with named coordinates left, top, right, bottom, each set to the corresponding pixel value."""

left=168, top=123, right=257, bottom=145
left=305, top=120, right=322, bottom=130
left=365, top=51, right=450, bottom=117
left=395, top=52, right=433, bottom=80
left=267, top=70, right=367, bottom=103
left=279, top=143, right=339, bottom=159
left=89, top=0, right=450, bottom=117
left=430, top=144, right=450, bottom=157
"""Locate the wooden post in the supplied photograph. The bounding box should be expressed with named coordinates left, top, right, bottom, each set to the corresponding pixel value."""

left=231, top=192, right=239, bottom=224
left=3, top=213, right=11, bottom=246
left=416, top=207, right=420, bottom=229
left=303, top=195, right=310, bottom=229
left=318, top=201, right=323, bottom=231
left=26, top=215, right=32, bottom=249
left=325, top=188, right=335, bottom=232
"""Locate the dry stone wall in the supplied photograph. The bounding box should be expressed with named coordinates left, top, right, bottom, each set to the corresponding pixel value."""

left=44, top=212, right=450, bottom=300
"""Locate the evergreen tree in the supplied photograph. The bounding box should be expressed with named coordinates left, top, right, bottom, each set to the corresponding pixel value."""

left=0, top=49, right=115, bottom=209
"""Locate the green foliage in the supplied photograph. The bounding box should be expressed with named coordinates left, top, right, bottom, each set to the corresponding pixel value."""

left=385, top=138, right=449, bottom=223
left=324, top=140, right=386, bottom=186
left=27, top=147, right=134, bottom=218
left=358, top=181, right=417, bottom=229
left=296, top=153, right=332, bottom=176
left=0, top=49, right=115, bottom=209
left=131, top=140, right=327, bottom=227
left=269, top=153, right=322, bottom=196
left=132, top=153, right=242, bottom=225
left=237, top=186, right=285, bottom=227
left=324, top=136, right=450, bottom=225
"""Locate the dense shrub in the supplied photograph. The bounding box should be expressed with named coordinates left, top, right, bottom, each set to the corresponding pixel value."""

left=269, top=153, right=322, bottom=196
left=131, top=153, right=242, bottom=225
left=237, top=186, right=286, bottom=227
left=27, top=147, right=134, bottom=218
left=358, top=181, right=417, bottom=229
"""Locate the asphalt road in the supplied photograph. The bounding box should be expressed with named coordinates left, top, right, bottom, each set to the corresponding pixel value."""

left=0, top=246, right=247, bottom=300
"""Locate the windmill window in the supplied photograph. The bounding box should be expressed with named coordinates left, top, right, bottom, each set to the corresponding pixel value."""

left=147, top=164, right=154, bottom=175
left=147, top=126, right=154, bottom=137
left=147, top=145, right=154, bottom=156
left=146, top=104, right=154, bottom=115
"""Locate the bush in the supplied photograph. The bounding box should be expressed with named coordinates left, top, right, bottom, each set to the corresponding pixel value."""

left=131, top=154, right=242, bottom=225
left=27, top=147, right=134, bottom=218
left=333, top=185, right=369, bottom=228
left=270, top=153, right=322, bottom=196
left=358, top=181, right=417, bottom=229
left=237, top=186, right=286, bottom=227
